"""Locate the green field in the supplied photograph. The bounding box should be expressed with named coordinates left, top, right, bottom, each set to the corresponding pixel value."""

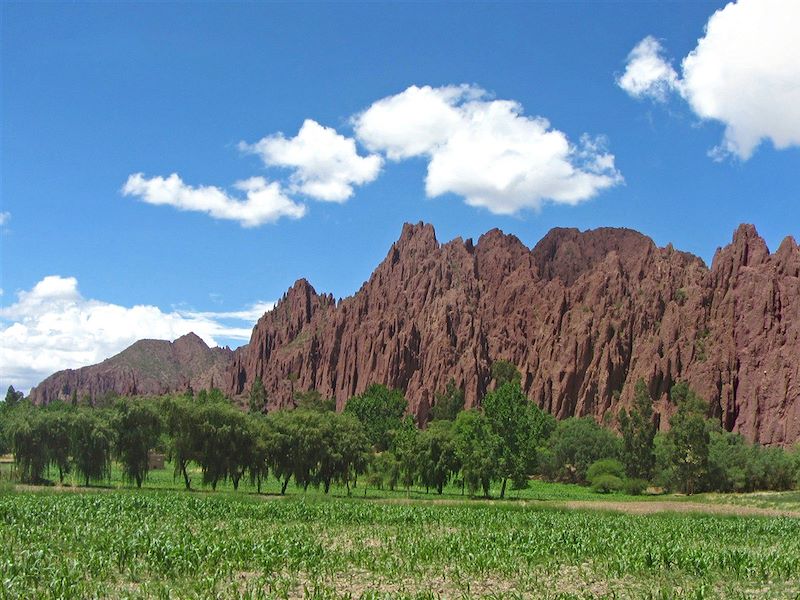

left=0, top=458, right=642, bottom=502
left=2, top=485, right=799, bottom=599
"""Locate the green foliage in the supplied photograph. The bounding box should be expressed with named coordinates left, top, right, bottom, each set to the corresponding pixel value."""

left=391, top=417, right=421, bottom=492
left=315, top=412, right=370, bottom=495
left=8, top=408, right=50, bottom=483
left=417, top=419, right=459, bottom=494
left=618, top=378, right=657, bottom=480
left=429, top=378, right=465, bottom=422
left=545, top=417, right=621, bottom=483
left=194, top=401, right=252, bottom=490
left=490, top=360, right=521, bottom=388
left=162, top=394, right=201, bottom=489
left=70, top=409, right=114, bottom=486
left=42, top=407, right=72, bottom=483
left=586, top=458, right=625, bottom=484
left=453, top=409, right=500, bottom=497
left=294, top=389, right=336, bottom=412
left=666, top=382, right=710, bottom=494
left=112, top=399, right=162, bottom=488
left=248, top=376, right=268, bottom=414
left=344, top=384, right=407, bottom=451
left=591, top=474, right=624, bottom=493
left=623, top=478, right=649, bottom=495
left=482, top=381, right=538, bottom=498
left=4, top=385, right=23, bottom=409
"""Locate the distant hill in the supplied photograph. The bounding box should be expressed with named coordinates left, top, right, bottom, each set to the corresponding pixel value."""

left=29, top=332, right=233, bottom=403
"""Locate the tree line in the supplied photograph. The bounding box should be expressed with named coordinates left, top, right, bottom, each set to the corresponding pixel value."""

left=1, top=364, right=799, bottom=497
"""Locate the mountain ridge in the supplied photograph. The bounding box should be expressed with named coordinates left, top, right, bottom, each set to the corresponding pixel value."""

left=30, top=222, right=800, bottom=446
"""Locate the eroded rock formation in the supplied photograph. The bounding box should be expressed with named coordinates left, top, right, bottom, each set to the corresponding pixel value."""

left=226, top=223, right=799, bottom=446
left=29, top=223, right=800, bottom=445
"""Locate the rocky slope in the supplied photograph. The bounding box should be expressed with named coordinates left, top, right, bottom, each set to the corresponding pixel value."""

left=225, top=222, right=799, bottom=446
left=28, top=223, right=799, bottom=446
left=29, top=333, right=233, bottom=404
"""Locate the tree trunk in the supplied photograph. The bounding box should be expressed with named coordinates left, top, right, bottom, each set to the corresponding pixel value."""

left=324, top=480, right=331, bottom=494
left=500, top=477, right=507, bottom=499
left=136, top=475, right=143, bottom=489
left=232, top=475, right=240, bottom=491
left=281, top=476, right=290, bottom=495
left=181, top=462, right=191, bottom=490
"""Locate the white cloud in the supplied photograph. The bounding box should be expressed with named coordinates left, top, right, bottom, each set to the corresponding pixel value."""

left=620, top=0, right=800, bottom=159
left=0, top=212, right=9, bottom=226
left=354, top=85, right=481, bottom=160
left=122, top=173, right=306, bottom=227
left=617, top=36, right=680, bottom=102
left=241, top=119, right=382, bottom=202
left=353, top=85, right=622, bottom=214
left=0, top=275, right=274, bottom=393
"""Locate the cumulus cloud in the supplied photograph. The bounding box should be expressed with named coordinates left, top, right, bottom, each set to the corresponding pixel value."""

left=0, top=212, right=10, bottom=226
left=619, top=0, right=800, bottom=159
left=353, top=85, right=622, bottom=214
left=617, top=36, right=680, bottom=101
left=0, top=275, right=274, bottom=393
left=241, top=119, right=382, bottom=202
left=122, top=173, right=306, bottom=227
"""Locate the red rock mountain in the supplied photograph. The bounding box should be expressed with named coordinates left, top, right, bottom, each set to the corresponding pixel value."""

left=227, top=222, right=799, bottom=446
left=29, top=333, right=233, bottom=404
left=29, top=223, right=800, bottom=446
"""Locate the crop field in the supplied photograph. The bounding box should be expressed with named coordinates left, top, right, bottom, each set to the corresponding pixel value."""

left=2, top=489, right=799, bottom=600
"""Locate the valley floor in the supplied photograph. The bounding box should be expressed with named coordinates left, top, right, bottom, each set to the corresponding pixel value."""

left=1, top=467, right=799, bottom=599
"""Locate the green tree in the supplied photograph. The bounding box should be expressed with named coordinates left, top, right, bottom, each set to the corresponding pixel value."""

left=491, top=360, right=521, bottom=388
left=162, top=394, right=201, bottom=489
left=9, top=408, right=49, bottom=483
left=248, top=376, right=268, bottom=414
left=429, top=378, right=465, bottom=422
left=42, top=408, right=72, bottom=484
left=313, top=412, right=369, bottom=495
left=4, top=385, right=23, bottom=409
left=195, top=402, right=252, bottom=490
left=418, top=419, right=459, bottom=494
left=392, top=417, right=421, bottom=493
left=247, top=415, right=274, bottom=494
left=618, top=379, right=657, bottom=480
left=113, top=399, right=162, bottom=488
left=482, top=381, right=537, bottom=498
left=344, top=384, right=407, bottom=451
left=453, top=409, right=500, bottom=497
left=545, top=417, right=621, bottom=483
left=294, top=389, right=336, bottom=412
left=666, top=382, right=710, bottom=495
left=71, top=409, right=114, bottom=486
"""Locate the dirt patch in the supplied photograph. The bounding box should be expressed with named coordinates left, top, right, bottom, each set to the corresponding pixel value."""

left=561, top=500, right=800, bottom=518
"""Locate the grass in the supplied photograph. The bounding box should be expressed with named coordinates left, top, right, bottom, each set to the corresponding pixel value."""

left=1, top=487, right=799, bottom=599
left=0, top=459, right=652, bottom=502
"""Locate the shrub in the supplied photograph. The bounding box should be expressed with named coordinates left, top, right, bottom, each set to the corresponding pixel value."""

left=591, top=474, right=624, bottom=494
left=623, top=478, right=648, bottom=496
left=547, top=418, right=621, bottom=483
left=587, top=458, right=625, bottom=484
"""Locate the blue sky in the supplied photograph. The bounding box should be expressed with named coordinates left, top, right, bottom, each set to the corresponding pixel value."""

left=2, top=1, right=799, bottom=391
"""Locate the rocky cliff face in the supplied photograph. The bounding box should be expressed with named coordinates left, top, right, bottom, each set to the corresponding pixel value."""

left=226, top=223, right=800, bottom=446
left=29, top=333, right=233, bottom=404
left=28, top=223, right=799, bottom=446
